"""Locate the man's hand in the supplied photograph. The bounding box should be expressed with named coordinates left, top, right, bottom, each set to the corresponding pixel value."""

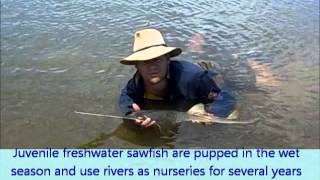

left=132, top=103, right=156, bottom=128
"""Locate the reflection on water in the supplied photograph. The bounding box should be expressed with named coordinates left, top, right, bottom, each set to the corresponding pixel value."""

left=79, top=123, right=177, bottom=149
left=1, top=0, right=319, bottom=148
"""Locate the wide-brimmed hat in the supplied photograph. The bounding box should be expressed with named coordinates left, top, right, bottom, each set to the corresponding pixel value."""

left=120, top=28, right=182, bottom=65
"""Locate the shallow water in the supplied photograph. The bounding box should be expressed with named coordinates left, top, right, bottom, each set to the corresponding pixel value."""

left=1, top=0, right=319, bottom=148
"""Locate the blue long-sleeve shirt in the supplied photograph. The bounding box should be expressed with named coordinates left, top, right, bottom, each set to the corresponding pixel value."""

left=118, top=60, right=235, bottom=117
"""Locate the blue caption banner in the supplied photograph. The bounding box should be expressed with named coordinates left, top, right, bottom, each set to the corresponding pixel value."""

left=0, top=149, right=319, bottom=180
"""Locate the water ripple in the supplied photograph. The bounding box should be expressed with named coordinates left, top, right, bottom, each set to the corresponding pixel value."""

left=1, top=0, right=319, bottom=148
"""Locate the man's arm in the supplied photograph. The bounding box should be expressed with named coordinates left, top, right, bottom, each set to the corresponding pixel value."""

left=119, top=87, right=134, bottom=115
left=119, top=76, right=141, bottom=115
left=193, top=70, right=221, bottom=103
left=191, top=70, right=237, bottom=118
left=185, top=70, right=220, bottom=117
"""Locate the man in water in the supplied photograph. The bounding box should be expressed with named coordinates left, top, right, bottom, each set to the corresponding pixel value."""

left=119, top=29, right=235, bottom=127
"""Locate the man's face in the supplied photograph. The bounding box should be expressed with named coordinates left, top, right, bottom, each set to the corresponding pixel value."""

left=135, top=55, right=169, bottom=84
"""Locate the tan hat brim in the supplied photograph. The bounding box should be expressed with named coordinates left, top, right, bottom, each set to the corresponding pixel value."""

left=120, top=46, right=182, bottom=65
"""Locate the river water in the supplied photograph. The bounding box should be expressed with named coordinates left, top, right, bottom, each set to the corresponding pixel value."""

left=1, top=0, right=319, bottom=148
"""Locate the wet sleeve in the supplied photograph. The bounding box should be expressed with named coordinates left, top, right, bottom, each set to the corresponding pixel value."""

left=119, top=87, right=134, bottom=115
left=205, top=89, right=236, bottom=118
left=192, top=70, right=221, bottom=103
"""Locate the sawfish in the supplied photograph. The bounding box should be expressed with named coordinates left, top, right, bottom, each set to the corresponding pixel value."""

left=75, top=104, right=258, bottom=148
left=74, top=104, right=257, bottom=125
